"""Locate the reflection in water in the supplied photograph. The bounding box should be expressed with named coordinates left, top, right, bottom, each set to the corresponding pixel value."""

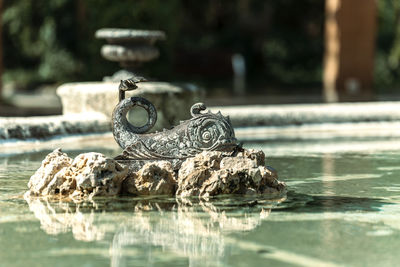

left=25, top=196, right=106, bottom=241
left=8, top=148, right=400, bottom=267
left=275, top=192, right=392, bottom=213
left=25, top=195, right=281, bottom=266
left=110, top=199, right=273, bottom=267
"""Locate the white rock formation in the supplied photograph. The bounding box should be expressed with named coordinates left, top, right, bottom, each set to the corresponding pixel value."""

left=27, top=148, right=285, bottom=199
left=28, top=148, right=72, bottom=195
left=122, top=161, right=176, bottom=196
left=27, top=149, right=128, bottom=200
left=176, top=149, right=284, bottom=198
left=68, top=152, right=128, bottom=198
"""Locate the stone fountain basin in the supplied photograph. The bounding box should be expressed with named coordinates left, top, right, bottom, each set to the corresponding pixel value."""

left=2, top=100, right=400, bottom=142
left=57, top=81, right=204, bottom=131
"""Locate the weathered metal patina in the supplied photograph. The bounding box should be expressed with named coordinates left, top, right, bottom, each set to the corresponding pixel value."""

left=112, top=78, right=238, bottom=170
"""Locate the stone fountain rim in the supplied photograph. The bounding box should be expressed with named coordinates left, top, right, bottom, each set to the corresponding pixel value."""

left=95, top=28, right=166, bottom=41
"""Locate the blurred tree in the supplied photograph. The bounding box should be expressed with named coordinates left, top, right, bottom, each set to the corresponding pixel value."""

left=0, top=0, right=3, bottom=97
left=2, top=0, right=81, bottom=87
left=2, top=0, right=396, bottom=96
left=2, top=0, right=183, bottom=89
left=258, top=1, right=324, bottom=89
left=375, top=0, right=400, bottom=92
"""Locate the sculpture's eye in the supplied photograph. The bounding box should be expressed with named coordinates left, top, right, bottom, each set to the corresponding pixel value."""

left=202, top=131, right=212, bottom=142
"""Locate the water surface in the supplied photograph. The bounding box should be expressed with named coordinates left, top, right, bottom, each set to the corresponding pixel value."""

left=1, top=138, right=400, bottom=267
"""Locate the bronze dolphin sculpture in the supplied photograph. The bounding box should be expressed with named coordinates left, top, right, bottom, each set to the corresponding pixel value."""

left=112, top=78, right=238, bottom=162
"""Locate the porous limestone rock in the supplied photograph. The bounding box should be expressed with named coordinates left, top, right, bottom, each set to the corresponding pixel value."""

left=176, top=149, right=285, bottom=198
left=122, top=161, right=176, bottom=196
left=42, top=167, right=70, bottom=196
left=27, top=149, right=128, bottom=199
left=67, top=153, right=128, bottom=198
left=28, top=148, right=72, bottom=195
left=27, top=148, right=285, bottom=200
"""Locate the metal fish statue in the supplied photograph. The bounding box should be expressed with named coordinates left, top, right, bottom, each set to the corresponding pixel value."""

left=112, top=78, right=238, bottom=162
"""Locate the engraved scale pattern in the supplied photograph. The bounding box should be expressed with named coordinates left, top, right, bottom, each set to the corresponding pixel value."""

left=112, top=78, right=238, bottom=161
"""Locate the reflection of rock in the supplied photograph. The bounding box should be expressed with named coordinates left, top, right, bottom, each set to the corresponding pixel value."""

left=111, top=199, right=264, bottom=267
left=27, top=148, right=285, bottom=199
left=177, top=150, right=285, bottom=197
left=27, top=149, right=128, bottom=200
left=25, top=196, right=280, bottom=266
left=155, top=198, right=270, bottom=231
left=24, top=194, right=105, bottom=241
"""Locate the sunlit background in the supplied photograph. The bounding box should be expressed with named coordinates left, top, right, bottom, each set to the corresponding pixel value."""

left=0, top=0, right=398, bottom=113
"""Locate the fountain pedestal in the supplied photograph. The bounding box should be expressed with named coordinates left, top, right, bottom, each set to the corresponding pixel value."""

left=57, top=81, right=203, bottom=132
left=95, top=28, right=166, bottom=81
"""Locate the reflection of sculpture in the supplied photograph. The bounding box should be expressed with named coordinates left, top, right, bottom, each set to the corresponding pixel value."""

left=112, top=78, right=238, bottom=168
left=25, top=194, right=282, bottom=266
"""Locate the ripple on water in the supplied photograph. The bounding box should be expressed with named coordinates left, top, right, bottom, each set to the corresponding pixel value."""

left=308, top=173, right=382, bottom=182
left=1, top=143, right=400, bottom=266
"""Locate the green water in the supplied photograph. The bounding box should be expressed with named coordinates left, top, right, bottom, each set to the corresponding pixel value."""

left=1, top=141, right=400, bottom=267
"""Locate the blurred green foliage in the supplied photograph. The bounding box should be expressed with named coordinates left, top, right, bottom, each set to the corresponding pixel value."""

left=2, top=0, right=324, bottom=92
left=2, top=0, right=400, bottom=93
left=2, top=0, right=183, bottom=88
left=375, top=0, right=400, bottom=92
left=3, top=0, right=80, bottom=85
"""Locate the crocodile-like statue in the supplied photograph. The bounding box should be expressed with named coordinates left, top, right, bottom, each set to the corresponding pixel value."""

left=112, top=78, right=238, bottom=166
